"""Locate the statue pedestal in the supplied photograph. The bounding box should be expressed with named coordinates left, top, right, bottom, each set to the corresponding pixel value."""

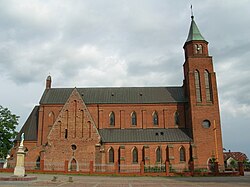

left=14, top=146, right=26, bottom=177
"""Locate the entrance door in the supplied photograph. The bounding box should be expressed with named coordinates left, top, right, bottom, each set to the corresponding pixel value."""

left=70, top=158, right=77, bottom=171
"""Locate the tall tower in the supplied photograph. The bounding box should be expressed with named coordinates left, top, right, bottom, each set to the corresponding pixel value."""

left=183, top=15, right=224, bottom=168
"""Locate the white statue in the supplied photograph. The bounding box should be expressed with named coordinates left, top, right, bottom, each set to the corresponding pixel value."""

left=20, top=133, right=24, bottom=147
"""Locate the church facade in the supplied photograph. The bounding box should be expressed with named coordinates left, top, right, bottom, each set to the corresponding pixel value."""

left=10, top=16, right=224, bottom=172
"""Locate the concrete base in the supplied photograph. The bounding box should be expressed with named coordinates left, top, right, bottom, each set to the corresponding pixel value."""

left=0, top=176, right=37, bottom=181
left=14, top=166, right=25, bottom=177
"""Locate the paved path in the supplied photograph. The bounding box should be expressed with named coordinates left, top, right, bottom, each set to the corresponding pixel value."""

left=0, top=172, right=250, bottom=187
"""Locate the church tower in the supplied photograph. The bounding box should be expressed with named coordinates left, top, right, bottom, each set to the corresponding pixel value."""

left=183, top=15, right=224, bottom=168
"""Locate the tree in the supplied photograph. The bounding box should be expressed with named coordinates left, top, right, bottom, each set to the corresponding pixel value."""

left=0, top=105, right=19, bottom=159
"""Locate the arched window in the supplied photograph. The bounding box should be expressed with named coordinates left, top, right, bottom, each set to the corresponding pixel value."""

left=132, top=147, right=138, bottom=163
left=153, top=111, right=158, bottom=125
left=109, top=112, right=115, bottom=126
left=109, top=147, right=114, bottom=163
left=156, top=147, right=161, bottom=163
left=131, top=112, right=137, bottom=126
left=194, top=70, right=202, bottom=102
left=194, top=44, right=203, bottom=54
left=204, top=70, right=212, bottom=102
left=174, top=111, right=180, bottom=125
left=48, top=111, right=55, bottom=126
left=70, top=158, right=77, bottom=171
left=180, top=146, right=186, bottom=162
left=36, top=156, right=40, bottom=169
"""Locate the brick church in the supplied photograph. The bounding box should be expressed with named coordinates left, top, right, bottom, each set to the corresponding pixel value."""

left=11, top=15, right=224, bottom=171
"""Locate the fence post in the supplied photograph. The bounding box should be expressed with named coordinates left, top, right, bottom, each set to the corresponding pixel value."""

left=165, top=161, right=169, bottom=176
left=214, top=162, right=219, bottom=176
left=238, top=162, right=244, bottom=176
left=89, top=161, right=94, bottom=174
left=115, top=161, right=119, bottom=174
left=189, top=161, right=194, bottom=176
left=140, top=161, right=144, bottom=175
left=64, top=160, right=68, bottom=173
left=40, top=160, right=44, bottom=171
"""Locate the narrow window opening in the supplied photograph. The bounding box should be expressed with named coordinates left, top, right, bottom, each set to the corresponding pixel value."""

left=156, top=147, right=161, bottom=163
left=109, top=147, right=114, bottom=163
left=65, top=129, right=68, bottom=139
left=110, top=112, right=115, bottom=126
left=132, top=147, right=138, bottom=163
left=174, top=111, right=180, bottom=125
left=204, top=70, right=212, bottom=102
left=153, top=111, right=158, bottom=125
left=194, top=70, right=202, bottom=102
left=131, top=112, right=137, bottom=126
left=180, top=147, right=186, bottom=162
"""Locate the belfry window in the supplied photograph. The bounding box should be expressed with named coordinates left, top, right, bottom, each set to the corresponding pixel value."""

left=204, top=70, right=212, bottom=102
left=153, top=111, right=158, bottom=125
left=194, top=44, right=203, bottom=54
left=109, top=112, right=115, bottom=126
left=131, top=112, right=137, bottom=126
left=194, top=70, right=202, bottom=102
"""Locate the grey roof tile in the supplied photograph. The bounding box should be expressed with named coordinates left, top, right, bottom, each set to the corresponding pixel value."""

left=99, top=128, right=192, bottom=143
left=16, top=106, right=39, bottom=141
left=40, top=87, right=186, bottom=104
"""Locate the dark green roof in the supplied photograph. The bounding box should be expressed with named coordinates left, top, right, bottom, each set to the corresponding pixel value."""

left=99, top=128, right=192, bottom=143
left=16, top=106, right=39, bottom=141
left=186, top=16, right=206, bottom=42
left=40, top=87, right=186, bottom=105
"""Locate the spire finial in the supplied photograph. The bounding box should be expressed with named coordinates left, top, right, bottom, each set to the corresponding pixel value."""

left=191, top=4, right=194, bottom=20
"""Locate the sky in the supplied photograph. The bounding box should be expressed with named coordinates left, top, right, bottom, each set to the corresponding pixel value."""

left=0, top=0, right=250, bottom=158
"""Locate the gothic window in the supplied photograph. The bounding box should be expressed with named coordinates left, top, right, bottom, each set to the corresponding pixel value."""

left=109, top=147, right=114, bottom=163
left=204, top=70, right=212, bottom=102
left=180, top=146, right=186, bottom=162
left=36, top=156, right=40, bottom=169
left=156, top=147, right=161, bottom=163
left=109, top=112, right=115, bottom=126
left=48, top=111, right=55, bottom=126
left=194, top=44, right=198, bottom=54
left=131, top=111, right=137, bottom=126
left=194, top=70, right=202, bottom=102
left=132, top=147, right=138, bottom=163
left=174, top=111, right=180, bottom=125
left=153, top=111, right=158, bottom=125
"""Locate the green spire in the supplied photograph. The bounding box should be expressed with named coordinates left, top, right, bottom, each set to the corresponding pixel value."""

left=186, top=16, right=206, bottom=42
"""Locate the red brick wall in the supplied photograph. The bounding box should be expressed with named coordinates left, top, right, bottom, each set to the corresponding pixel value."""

left=183, top=41, right=224, bottom=168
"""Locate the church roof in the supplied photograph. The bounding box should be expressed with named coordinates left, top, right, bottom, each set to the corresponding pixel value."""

left=40, top=87, right=186, bottom=105
left=186, top=16, right=206, bottom=42
left=16, top=106, right=39, bottom=141
left=99, top=128, right=192, bottom=143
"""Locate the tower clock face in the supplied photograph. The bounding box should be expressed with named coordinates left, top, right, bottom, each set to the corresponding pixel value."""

left=202, top=120, right=211, bottom=128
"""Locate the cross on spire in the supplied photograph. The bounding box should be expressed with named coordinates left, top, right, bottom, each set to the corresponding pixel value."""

left=191, top=4, right=194, bottom=19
